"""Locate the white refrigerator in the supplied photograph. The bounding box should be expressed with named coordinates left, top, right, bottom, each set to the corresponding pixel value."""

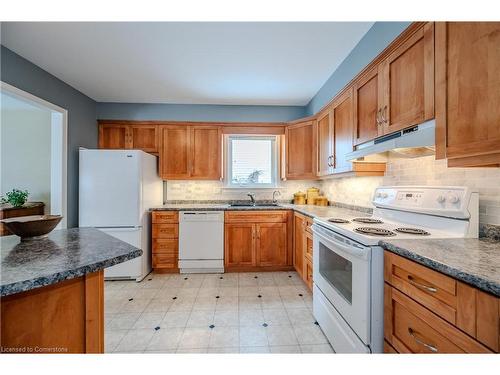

left=79, top=149, right=163, bottom=281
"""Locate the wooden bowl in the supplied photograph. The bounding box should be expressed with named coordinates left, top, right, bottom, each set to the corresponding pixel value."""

left=1, top=215, right=62, bottom=240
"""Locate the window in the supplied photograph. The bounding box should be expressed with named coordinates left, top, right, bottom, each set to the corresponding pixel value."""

left=226, top=135, right=278, bottom=188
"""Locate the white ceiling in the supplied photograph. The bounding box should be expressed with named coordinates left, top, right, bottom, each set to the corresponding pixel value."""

left=1, top=22, right=373, bottom=106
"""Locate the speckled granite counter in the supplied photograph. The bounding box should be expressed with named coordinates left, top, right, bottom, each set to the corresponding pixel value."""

left=380, top=238, right=500, bottom=297
left=151, top=202, right=371, bottom=219
left=1, top=228, right=142, bottom=297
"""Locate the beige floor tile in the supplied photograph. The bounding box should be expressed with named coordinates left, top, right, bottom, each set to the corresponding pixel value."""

left=178, top=327, right=211, bottom=349
left=281, top=296, right=307, bottom=309
left=193, top=296, right=217, bottom=311
left=216, top=296, right=239, bottom=310
left=260, top=296, right=284, bottom=309
left=105, top=329, right=128, bottom=352
left=161, top=311, right=190, bottom=328
left=293, top=325, right=329, bottom=345
left=239, top=346, right=270, bottom=353
left=262, top=309, right=290, bottom=326
left=146, top=328, right=184, bottom=351
left=239, top=309, right=264, bottom=326
left=120, top=298, right=151, bottom=313
left=169, top=297, right=195, bottom=312
left=144, top=298, right=173, bottom=313
left=177, top=288, right=200, bottom=298
left=300, top=344, right=334, bottom=353
left=104, top=298, right=126, bottom=313
left=209, top=326, right=239, bottom=348
left=106, top=312, right=141, bottom=330
left=207, top=347, right=239, bottom=353
left=133, top=312, right=166, bottom=329
left=176, top=348, right=208, bottom=353
left=218, top=287, right=238, bottom=297
left=239, top=326, right=268, bottom=347
left=270, top=345, right=301, bottom=353
left=266, top=325, right=298, bottom=346
left=214, top=310, right=239, bottom=327
left=286, top=308, right=315, bottom=326
left=239, top=296, right=262, bottom=310
left=115, top=329, right=155, bottom=352
left=238, top=286, right=260, bottom=296
left=186, top=310, right=215, bottom=327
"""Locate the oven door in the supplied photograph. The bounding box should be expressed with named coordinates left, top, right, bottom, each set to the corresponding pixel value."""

left=312, top=223, right=371, bottom=345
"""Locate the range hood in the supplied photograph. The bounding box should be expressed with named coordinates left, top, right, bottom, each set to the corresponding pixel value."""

left=346, top=119, right=435, bottom=161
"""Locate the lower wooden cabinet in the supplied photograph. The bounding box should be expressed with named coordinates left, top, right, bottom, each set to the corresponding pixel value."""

left=151, top=211, right=179, bottom=272
left=384, top=251, right=499, bottom=353
left=293, top=212, right=314, bottom=290
left=224, top=211, right=292, bottom=272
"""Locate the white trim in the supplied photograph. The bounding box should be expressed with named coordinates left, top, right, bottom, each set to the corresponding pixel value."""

left=224, top=134, right=279, bottom=189
left=1, top=81, right=68, bottom=229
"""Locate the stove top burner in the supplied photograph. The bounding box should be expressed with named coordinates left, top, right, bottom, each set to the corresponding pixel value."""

left=354, top=227, right=396, bottom=236
left=395, top=227, right=431, bottom=235
left=328, top=218, right=350, bottom=224
left=352, top=218, right=383, bottom=224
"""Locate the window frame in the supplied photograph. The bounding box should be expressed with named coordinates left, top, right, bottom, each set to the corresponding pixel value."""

left=224, top=134, right=279, bottom=189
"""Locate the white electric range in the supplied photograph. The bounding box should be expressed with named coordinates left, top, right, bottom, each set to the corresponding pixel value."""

left=311, top=186, right=479, bottom=353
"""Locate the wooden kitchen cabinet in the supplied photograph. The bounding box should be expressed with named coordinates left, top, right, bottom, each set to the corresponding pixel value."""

left=379, top=22, right=434, bottom=135
left=285, top=120, right=317, bottom=180
left=293, top=212, right=314, bottom=290
left=98, top=123, right=158, bottom=153
left=159, top=125, right=222, bottom=180
left=331, top=88, right=355, bottom=174
left=316, top=107, right=334, bottom=176
left=224, top=211, right=292, bottom=272
left=353, top=66, right=382, bottom=146
left=151, top=211, right=179, bottom=272
left=435, top=22, right=500, bottom=167
left=384, top=251, right=499, bottom=353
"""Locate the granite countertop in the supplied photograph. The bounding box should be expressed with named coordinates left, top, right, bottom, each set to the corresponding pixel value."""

left=380, top=238, right=500, bottom=297
left=152, top=202, right=371, bottom=219
left=1, top=228, right=142, bottom=297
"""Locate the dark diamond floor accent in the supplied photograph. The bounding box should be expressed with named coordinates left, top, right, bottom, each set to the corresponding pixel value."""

left=314, top=321, right=319, bottom=325
left=172, top=297, right=177, bottom=300
left=184, top=277, right=188, bottom=280
left=154, top=326, right=160, bottom=331
left=215, top=296, right=220, bottom=299
left=209, top=325, right=215, bottom=329
left=288, top=275, right=292, bottom=278
left=219, top=277, right=223, bottom=279
left=128, top=298, right=133, bottom=301
left=148, top=278, right=152, bottom=281
left=298, top=294, right=303, bottom=297
left=262, top=323, right=268, bottom=327
left=254, top=276, right=258, bottom=279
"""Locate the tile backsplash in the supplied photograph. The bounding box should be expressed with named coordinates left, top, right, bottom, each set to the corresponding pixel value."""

left=164, top=155, right=500, bottom=228
left=321, top=155, right=500, bottom=227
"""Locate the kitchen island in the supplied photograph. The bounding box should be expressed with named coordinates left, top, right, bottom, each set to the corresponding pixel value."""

left=0, top=228, right=142, bottom=353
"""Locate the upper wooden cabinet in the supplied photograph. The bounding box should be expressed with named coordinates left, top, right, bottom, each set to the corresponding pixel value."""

left=379, top=22, right=434, bottom=135
left=99, top=123, right=158, bottom=153
left=353, top=66, right=382, bottom=146
left=285, top=120, right=317, bottom=180
left=332, top=88, right=354, bottom=173
left=435, top=22, right=500, bottom=167
left=159, top=125, right=222, bottom=180
left=316, top=108, right=334, bottom=176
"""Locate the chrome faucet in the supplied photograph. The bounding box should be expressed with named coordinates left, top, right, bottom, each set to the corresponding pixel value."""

left=272, top=190, right=281, bottom=204
left=247, top=193, right=256, bottom=205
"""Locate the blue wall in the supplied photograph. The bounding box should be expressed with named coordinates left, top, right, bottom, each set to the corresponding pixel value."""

left=1, top=46, right=97, bottom=228
left=305, top=22, right=411, bottom=115
left=97, top=102, right=306, bottom=122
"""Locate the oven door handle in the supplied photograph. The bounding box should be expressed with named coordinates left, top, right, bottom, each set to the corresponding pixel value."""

left=312, top=226, right=370, bottom=260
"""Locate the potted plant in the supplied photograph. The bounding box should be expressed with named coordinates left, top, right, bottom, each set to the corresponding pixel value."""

left=1, top=189, right=29, bottom=208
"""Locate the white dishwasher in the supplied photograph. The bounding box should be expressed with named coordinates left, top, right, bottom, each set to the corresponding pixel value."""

left=178, top=211, right=224, bottom=273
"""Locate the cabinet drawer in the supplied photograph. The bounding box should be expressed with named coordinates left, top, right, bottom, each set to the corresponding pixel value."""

left=305, top=217, right=314, bottom=235
left=153, top=254, right=177, bottom=269
left=385, top=285, right=491, bottom=353
left=225, top=210, right=288, bottom=223
left=305, top=259, right=313, bottom=290
left=152, top=224, right=179, bottom=239
left=152, top=211, right=178, bottom=224
left=384, top=251, right=458, bottom=324
left=152, top=239, right=178, bottom=254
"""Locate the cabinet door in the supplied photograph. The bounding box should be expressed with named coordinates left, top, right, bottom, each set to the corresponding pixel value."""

left=380, top=22, right=434, bottom=135
left=224, top=223, right=256, bottom=268
left=256, top=223, right=287, bottom=267
left=285, top=120, right=316, bottom=179
left=332, top=88, right=354, bottom=173
left=130, top=125, right=158, bottom=153
left=98, top=125, right=131, bottom=149
left=435, top=22, right=500, bottom=166
left=316, top=109, right=334, bottom=176
left=159, top=126, right=191, bottom=179
left=293, top=213, right=305, bottom=278
left=191, top=126, right=222, bottom=180
left=353, top=66, right=382, bottom=145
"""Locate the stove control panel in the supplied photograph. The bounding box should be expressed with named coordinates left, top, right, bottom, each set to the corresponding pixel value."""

left=372, top=186, right=476, bottom=219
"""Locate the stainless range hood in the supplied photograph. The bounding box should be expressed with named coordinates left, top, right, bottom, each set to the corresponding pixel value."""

left=346, top=119, right=435, bottom=161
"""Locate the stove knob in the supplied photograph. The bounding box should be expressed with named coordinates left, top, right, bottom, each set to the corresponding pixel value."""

left=376, top=193, right=382, bottom=198
left=381, top=193, right=388, bottom=198
left=448, top=194, right=460, bottom=204
left=437, top=195, right=446, bottom=203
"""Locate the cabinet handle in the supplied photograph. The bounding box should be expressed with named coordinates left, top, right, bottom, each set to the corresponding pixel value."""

left=381, top=105, right=388, bottom=124
left=408, top=328, right=438, bottom=353
left=407, top=276, right=437, bottom=293
left=376, top=109, right=381, bottom=126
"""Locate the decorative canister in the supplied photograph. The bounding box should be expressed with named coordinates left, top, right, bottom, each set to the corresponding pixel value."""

left=315, top=196, right=328, bottom=206
left=293, top=191, right=306, bottom=205
left=306, top=187, right=320, bottom=205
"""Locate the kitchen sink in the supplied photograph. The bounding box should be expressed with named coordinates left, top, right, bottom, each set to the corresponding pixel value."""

left=229, top=203, right=280, bottom=207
